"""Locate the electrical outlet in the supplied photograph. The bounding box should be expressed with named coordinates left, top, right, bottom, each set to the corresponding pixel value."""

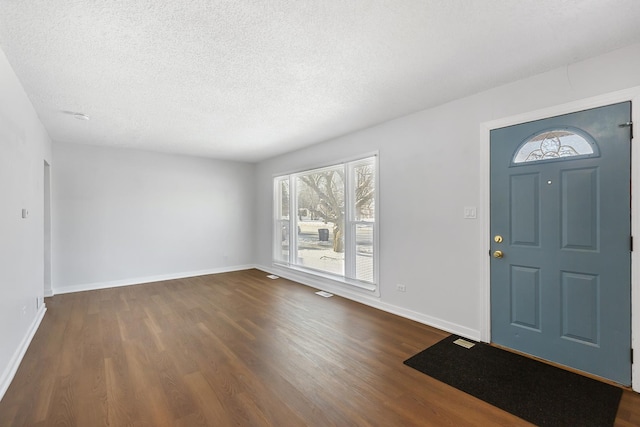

left=396, top=284, right=406, bottom=292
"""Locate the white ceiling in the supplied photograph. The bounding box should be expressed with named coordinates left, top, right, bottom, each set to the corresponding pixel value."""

left=2, top=1, right=640, bottom=162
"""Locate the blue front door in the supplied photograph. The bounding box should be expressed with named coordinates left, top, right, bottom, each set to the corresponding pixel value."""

left=490, top=102, right=632, bottom=385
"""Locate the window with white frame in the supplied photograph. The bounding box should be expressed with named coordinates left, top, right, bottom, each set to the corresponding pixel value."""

left=273, top=156, right=377, bottom=290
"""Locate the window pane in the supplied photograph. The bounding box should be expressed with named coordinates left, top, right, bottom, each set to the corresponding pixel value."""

left=355, top=223, right=374, bottom=282
left=513, top=130, right=596, bottom=164
left=351, top=159, right=375, bottom=283
left=276, top=220, right=289, bottom=262
left=273, top=155, right=377, bottom=289
left=295, top=166, right=345, bottom=276
left=279, top=179, right=289, bottom=219
left=354, top=161, right=375, bottom=221
left=275, top=178, right=289, bottom=263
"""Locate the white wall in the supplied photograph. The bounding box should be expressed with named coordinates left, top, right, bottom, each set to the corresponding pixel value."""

left=52, top=142, right=255, bottom=293
left=255, top=43, right=640, bottom=340
left=0, top=48, right=52, bottom=399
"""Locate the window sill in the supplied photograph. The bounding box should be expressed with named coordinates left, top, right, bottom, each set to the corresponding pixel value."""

left=272, top=261, right=377, bottom=293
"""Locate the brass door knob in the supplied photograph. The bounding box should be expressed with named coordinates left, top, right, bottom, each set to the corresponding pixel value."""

left=493, top=250, right=504, bottom=259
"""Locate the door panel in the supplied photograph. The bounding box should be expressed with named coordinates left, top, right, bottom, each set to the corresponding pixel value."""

left=510, top=265, right=541, bottom=330
left=561, top=168, right=598, bottom=250
left=510, top=174, right=540, bottom=246
left=490, top=102, right=631, bottom=385
left=561, top=272, right=599, bottom=344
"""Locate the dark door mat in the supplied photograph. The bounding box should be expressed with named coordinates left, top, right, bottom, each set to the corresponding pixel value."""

left=404, top=335, right=622, bottom=426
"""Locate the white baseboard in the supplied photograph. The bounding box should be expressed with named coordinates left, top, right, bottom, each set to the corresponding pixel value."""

left=44, top=289, right=53, bottom=297
left=52, top=264, right=256, bottom=295
left=53, top=261, right=479, bottom=338
left=256, top=264, right=480, bottom=341
left=0, top=304, right=47, bottom=402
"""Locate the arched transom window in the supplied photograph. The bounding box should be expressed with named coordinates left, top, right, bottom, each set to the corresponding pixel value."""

left=512, top=129, right=598, bottom=165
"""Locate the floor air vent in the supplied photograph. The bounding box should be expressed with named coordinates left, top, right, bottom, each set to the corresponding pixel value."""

left=453, top=338, right=475, bottom=349
left=315, top=291, right=334, bottom=298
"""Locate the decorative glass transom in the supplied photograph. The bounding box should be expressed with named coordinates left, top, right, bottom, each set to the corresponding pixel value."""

left=513, top=129, right=597, bottom=164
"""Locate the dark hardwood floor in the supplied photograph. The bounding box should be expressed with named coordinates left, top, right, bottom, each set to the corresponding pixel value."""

left=1, top=269, right=639, bottom=426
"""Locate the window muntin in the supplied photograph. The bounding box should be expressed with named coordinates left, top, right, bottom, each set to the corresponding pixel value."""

left=512, top=129, right=598, bottom=165
left=273, top=156, right=377, bottom=289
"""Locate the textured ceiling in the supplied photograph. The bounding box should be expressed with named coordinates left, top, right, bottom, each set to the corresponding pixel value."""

left=2, top=1, right=640, bottom=162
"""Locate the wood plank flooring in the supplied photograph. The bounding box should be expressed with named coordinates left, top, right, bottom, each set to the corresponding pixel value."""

left=1, top=269, right=639, bottom=426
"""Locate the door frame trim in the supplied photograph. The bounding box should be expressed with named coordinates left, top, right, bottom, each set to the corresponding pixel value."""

left=479, top=86, right=640, bottom=391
